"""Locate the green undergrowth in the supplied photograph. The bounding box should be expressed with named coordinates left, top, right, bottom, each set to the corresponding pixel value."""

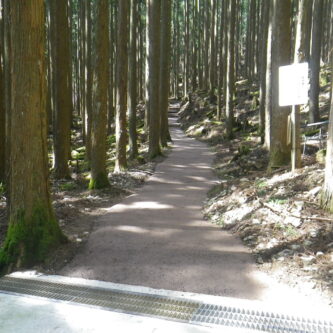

left=0, top=203, right=66, bottom=274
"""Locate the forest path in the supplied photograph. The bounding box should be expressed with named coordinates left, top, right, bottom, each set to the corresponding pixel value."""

left=59, top=104, right=331, bottom=311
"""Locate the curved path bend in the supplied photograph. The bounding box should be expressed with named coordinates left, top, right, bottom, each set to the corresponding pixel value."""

left=60, top=107, right=332, bottom=312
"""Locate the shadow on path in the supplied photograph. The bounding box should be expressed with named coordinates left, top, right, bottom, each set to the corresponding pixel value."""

left=60, top=107, right=268, bottom=300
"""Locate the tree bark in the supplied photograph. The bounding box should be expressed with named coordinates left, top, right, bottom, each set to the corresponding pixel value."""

left=259, top=1, right=270, bottom=143
left=265, top=0, right=292, bottom=170
left=85, top=0, right=93, bottom=161
left=89, top=0, right=110, bottom=189
left=225, top=0, right=236, bottom=139
left=159, top=0, right=172, bottom=147
left=52, top=0, right=72, bottom=179
left=129, top=0, right=138, bottom=159
left=0, top=0, right=65, bottom=272
left=321, top=56, right=333, bottom=211
left=115, top=0, right=129, bottom=172
left=291, top=0, right=311, bottom=171
left=0, top=20, right=5, bottom=182
left=148, top=0, right=162, bottom=158
left=309, top=0, right=324, bottom=123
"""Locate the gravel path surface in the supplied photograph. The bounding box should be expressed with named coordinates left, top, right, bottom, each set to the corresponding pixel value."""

left=60, top=108, right=333, bottom=314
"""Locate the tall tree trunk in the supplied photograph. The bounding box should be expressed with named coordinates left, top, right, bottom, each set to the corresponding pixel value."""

left=108, top=0, right=115, bottom=134
left=159, top=0, right=172, bottom=147
left=52, top=0, right=72, bottom=179
left=203, top=0, right=211, bottom=91
left=3, top=1, right=11, bottom=194
left=309, top=0, right=324, bottom=123
left=148, top=0, right=161, bottom=158
left=0, top=18, right=5, bottom=183
left=79, top=0, right=87, bottom=142
left=291, top=0, right=311, bottom=170
left=217, top=0, right=225, bottom=120
left=115, top=0, right=129, bottom=172
left=191, top=0, right=198, bottom=91
left=144, top=0, right=150, bottom=129
left=321, top=57, right=333, bottom=211
left=85, top=0, right=93, bottom=161
left=265, top=0, right=292, bottom=170
left=129, top=0, right=138, bottom=159
left=259, top=1, right=270, bottom=143
left=89, top=0, right=110, bottom=189
left=225, top=0, right=236, bottom=139
left=209, top=0, right=216, bottom=99
left=0, top=0, right=65, bottom=272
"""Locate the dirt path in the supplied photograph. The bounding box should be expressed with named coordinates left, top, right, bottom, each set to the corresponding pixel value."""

left=59, top=106, right=332, bottom=313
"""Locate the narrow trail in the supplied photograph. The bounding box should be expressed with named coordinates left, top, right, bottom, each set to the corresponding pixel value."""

left=60, top=104, right=332, bottom=313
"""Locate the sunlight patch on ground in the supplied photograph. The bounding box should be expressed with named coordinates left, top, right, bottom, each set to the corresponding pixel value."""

left=115, top=225, right=148, bottom=234
left=102, top=201, right=174, bottom=213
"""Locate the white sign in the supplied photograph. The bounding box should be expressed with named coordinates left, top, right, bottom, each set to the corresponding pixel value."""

left=279, top=62, right=309, bottom=106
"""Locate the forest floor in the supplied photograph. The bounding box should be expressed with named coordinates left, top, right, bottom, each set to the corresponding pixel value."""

left=178, top=77, right=333, bottom=307
left=0, top=103, right=168, bottom=273
left=0, top=162, right=161, bottom=272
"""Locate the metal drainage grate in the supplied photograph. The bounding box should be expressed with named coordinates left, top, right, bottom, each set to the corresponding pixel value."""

left=0, top=277, right=199, bottom=322
left=191, top=304, right=333, bottom=333
left=0, top=276, right=332, bottom=333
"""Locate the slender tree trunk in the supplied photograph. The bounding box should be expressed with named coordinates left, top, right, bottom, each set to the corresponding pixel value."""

left=259, top=1, right=270, bottom=143
left=0, top=0, right=65, bottom=272
left=108, top=0, right=115, bottom=134
left=89, top=0, right=110, bottom=189
left=148, top=0, right=161, bottom=158
left=222, top=0, right=228, bottom=113
left=321, top=57, right=333, bottom=211
left=209, top=0, right=216, bottom=99
left=225, top=0, right=236, bottom=139
left=115, top=0, right=129, bottom=172
left=265, top=0, right=292, bottom=169
left=129, top=0, right=138, bottom=159
left=203, top=1, right=211, bottom=91
left=0, top=16, right=5, bottom=183
left=309, top=0, right=324, bottom=123
left=160, top=0, right=172, bottom=147
left=85, top=0, right=93, bottom=161
left=144, top=0, right=150, bottom=129
left=52, top=0, right=72, bottom=179
left=3, top=1, right=11, bottom=194
left=79, top=0, right=87, bottom=142
left=291, top=0, right=311, bottom=171
left=217, top=0, right=225, bottom=120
